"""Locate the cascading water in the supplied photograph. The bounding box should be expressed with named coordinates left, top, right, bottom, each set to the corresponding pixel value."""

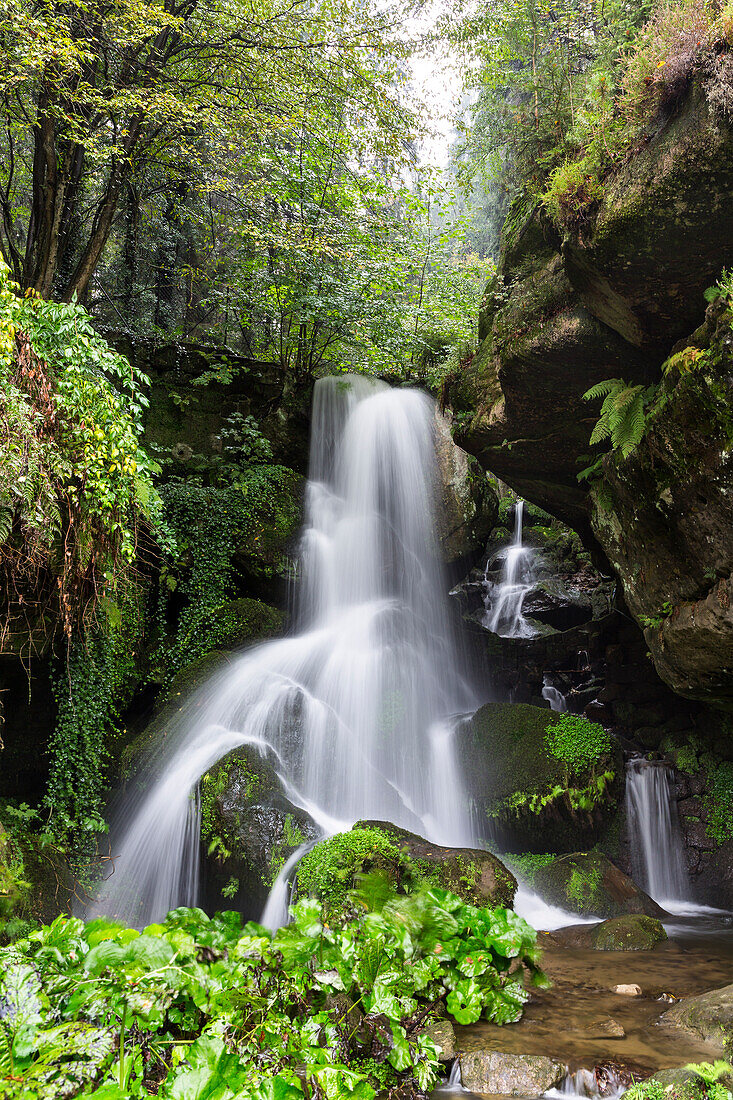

left=483, top=500, right=537, bottom=638
left=625, top=757, right=690, bottom=907
left=542, top=675, right=567, bottom=713
left=544, top=1069, right=627, bottom=1100
left=91, top=375, right=476, bottom=927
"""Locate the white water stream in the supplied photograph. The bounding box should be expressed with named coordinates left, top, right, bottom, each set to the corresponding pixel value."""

left=625, top=757, right=691, bottom=908
left=91, top=376, right=476, bottom=926
left=542, top=675, right=567, bottom=713
left=483, top=500, right=537, bottom=638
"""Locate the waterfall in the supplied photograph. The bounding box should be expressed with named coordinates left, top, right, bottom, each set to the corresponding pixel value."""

left=483, top=500, right=537, bottom=638
left=90, top=375, right=475, bottom=926
left=625, top=758, right=690, bottom=907
left=544, top=1068, right=627, bottom=1100
left=260, top=841, right=317, bottom=932
left=542, top=675, right=567, bottom=713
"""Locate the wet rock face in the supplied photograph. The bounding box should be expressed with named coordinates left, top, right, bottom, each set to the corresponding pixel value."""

left=433, top=408, right=498, bottom=565
left=531, top=852, right=666, bottom=920
left=200, top=745, right=319, bottom=918
left=450, top=84, right=733, bottom=709
left=454, top=88, right=733, bottom=531
left=459, top=1051, right=566, bottom=1095
left=589, top=305, right=733, bottom=707
left=457, top=703, right=621, bottom=853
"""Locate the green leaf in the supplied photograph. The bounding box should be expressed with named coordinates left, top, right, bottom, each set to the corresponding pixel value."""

left=166, top=1034, right=245, bottom=1100
left=126, top=933, right=175, bottom=969
left=83, top=940, right=128, bottom=974
left=446, top=979, right=484, bottom=1025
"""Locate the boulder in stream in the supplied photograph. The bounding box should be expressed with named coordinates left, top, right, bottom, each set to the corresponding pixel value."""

left=459, top=1051, right=566, bottom=1095
left=531, top=852, right=666, bottom=919
left=296, top=821, right=517, bottom=916
left=663, top=983, right=733, bottom=1050
left=591, top=915, right=667, bottom=952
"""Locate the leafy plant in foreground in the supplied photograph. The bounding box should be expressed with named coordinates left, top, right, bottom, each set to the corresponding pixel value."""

left=0, top=886, right=546, bottom=1099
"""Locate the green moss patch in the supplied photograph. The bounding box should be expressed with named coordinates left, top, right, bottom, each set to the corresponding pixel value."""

left=297, top=823, right=517, bottom=917
left=297, top=827, right=406, bottom=914
left=462, top=702, right=618, bottom=851
left=591, top=914, right=667, bottom=951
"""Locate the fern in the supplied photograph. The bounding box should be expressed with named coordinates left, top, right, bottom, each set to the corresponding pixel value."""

left=583, top=377, right=624, bottom=401
left=583, top=378, right=658, bottom=461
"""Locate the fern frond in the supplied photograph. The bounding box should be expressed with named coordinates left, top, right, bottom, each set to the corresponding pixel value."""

left=0, top=507, right=11, bottom=546
left=589, top=416, right=612, bottom=445
left=583, top=378, right=624, bottom=401
left=615, top=395, right=646, bottom=457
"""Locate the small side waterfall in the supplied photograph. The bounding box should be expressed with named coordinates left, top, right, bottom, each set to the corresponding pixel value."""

left=625, top=758, right=690, bottom=906
left=91, top=376, right=476, bottom=926
left=260, top=841, right=317, bottom=932
left=483, top=500, right=537, bottom=638
left=544, top=1068, right=627, bottom=1100
left=542, top=675, right=567, bottom=713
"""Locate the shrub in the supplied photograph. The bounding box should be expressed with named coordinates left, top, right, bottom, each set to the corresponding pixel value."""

left=621, top=0, right=714, bottom=119
left=545, top=713, right=613, bottom=775
left=0, top=889, right=546, bottom=1098
left=543, top=159, right=606, bottom=228
left=0, top=263, right=163, bottom=639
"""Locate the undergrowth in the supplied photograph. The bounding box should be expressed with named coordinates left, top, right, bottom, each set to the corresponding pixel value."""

left=0, top=883, right=547, bottom=1099
left=543, top=0, right=733, bottom=229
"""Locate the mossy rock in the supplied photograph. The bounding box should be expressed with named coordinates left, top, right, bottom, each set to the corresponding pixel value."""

left=590, top=914, right=667, bottom=951
left=296, top=821, right=517, bottom=918
left=458, top=702, right=620, bottom=852
left=663, top=983, right=733, bottom=1051
left=198, top=598, right=284, bottom=652
left=164, top=650, right=231, bottom=703
left=532, top=852, right=666, bottom=919
left=200, top=744, right=319, bottom=918
left=116, top=650, right=232, bottom=781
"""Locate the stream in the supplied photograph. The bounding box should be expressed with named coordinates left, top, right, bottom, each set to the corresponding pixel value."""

left=443, top=923, right=733, bottom=1098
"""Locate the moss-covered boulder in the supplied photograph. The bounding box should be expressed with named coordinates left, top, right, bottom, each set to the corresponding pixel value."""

left=590, top=914, right=667, bottom=951
left=200, top=745, right=319, bottom=917
left=532, top=852, right=666, bottom=919
left=296, top=821, right=516, bottom=917
left=458, top=702, right=621, bottom=851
